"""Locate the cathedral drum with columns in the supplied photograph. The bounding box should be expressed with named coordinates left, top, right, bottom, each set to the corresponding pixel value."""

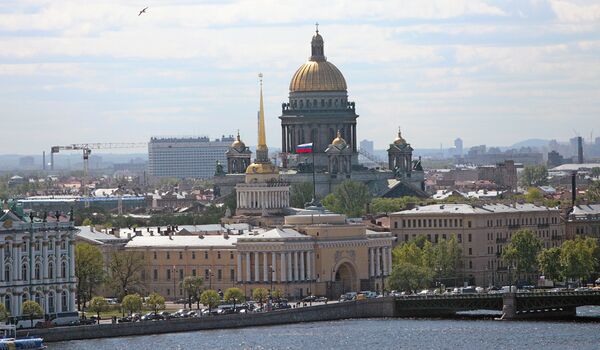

left=0, top=207, right=77, bottom=318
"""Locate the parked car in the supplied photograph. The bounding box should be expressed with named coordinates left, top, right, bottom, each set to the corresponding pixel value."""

left=141, top=312, right=164, bottom=321
left=339, top=292, right=357, bottom=302
left=159, top=311, right=172, bottom=319
left=315, top=297, right=328, bottom=302
left=172, top=309, right=189, bottom=318
left=117, top=316, right=132, bottom=323
left=302, top=295, right=317, bottom=302
left=183, top=310, right=197, bottom=318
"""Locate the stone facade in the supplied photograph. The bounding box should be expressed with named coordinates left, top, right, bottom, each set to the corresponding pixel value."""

left=0, top=207, right=77, bottom=317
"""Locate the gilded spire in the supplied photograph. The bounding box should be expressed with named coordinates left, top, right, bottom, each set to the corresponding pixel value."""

left=258, top=73, right=266, bottom=149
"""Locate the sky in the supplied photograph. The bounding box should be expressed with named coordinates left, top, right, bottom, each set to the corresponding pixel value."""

left=1, top=0, right=599, bottom=155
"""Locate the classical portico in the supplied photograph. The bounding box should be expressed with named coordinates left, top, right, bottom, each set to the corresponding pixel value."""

left=235, top=183, right=290, bottom=215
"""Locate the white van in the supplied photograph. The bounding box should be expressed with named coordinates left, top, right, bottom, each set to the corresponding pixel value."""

left=8, top=316, right=44, bottom=329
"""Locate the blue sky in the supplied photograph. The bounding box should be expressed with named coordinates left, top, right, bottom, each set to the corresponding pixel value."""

left=1, top=0, right=599, bottom=154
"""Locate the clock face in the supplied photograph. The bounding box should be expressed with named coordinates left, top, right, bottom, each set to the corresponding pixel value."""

left=2, top=220, right=12, bottom=229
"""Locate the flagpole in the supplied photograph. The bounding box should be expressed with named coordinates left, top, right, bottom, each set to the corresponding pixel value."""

left=312, top=148, right=316, bottom=202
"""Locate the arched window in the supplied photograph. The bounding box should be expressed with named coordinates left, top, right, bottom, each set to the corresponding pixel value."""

left=22, top=293, right=28, bottom=302
left=61, top=291, right=67, bottom=312
left=35, top=263, right=41, bottom=280
left=48, top=292, right=55, bottom=313
left=35, top=293, right=41, bottom=306
left=4, top=265, right=10, bottom=282
left=21, top=263, right=28, bottom=280
left=61, top=261, right=67, bottom=278
left=48, top=262, right=54, bottom=279
left=4, top=295, right=11, bottom=313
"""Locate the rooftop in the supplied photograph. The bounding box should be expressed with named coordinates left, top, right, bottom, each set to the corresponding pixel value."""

left=392, top=203, right=557, bottom=215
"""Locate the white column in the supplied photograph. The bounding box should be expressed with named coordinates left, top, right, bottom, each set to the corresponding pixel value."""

left=236, top=253, right=242, bottom=282
left=44, top=292, right=49, bottom=314
left=387, top=247, right=393, bottom=275
left=245, top=253, right=250, bottom=282
left=69, top=290, right=76, bottom=311
left=280, top=252, right=287, bottom=282
left=56, top=290, right=62, bottom=313
left=0, top=244, right=4, bottom=281
left=369, top=248, right=374, bottom=277
left=287, top=252, right=292, bottom=282
left=306, top=251, right=312, bottom=281
left=42, top=240, right=48, bottom=279
left=68, top=238, right=75, bottom=279
left=376, top=247, right=381, bottom=276
left=263, top=252, right=268, bottom=282
left=300, top=251, right=305, bottom=281
left=293, top=251, right=299, bottom=281
left=271, top=253, right=277, bottom=283
left=382, top=247, right=388, bottom=275
left=253, top=252, right=259, bottom=282
left=13, top=242, right=19, bottom=280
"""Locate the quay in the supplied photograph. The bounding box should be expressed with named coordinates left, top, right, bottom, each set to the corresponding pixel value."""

left=21, top=291, right=600, bottom=343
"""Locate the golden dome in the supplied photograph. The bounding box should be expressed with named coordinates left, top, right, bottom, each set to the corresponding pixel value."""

left=394, top=129, right=407, bottom=145
left=289, top=60, right=347, bottom=92
left=231, top=132, right=246, bottom=150
left=332, top=130, right=347, bottom=146
left=245, top=162, right=277, bottom=174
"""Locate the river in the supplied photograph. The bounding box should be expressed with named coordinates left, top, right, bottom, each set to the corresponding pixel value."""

left=50, top=307, right=600, bottom=350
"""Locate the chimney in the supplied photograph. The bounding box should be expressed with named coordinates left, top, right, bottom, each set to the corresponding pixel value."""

left=224, top=231, right=229, bottom=239
left=169, top=231, right=173, bottom=240
left=577, top=137, right=584, bottom=164
left=198, top=232, right=204, bottom=239
left=571, top=171, right=577, bottom=207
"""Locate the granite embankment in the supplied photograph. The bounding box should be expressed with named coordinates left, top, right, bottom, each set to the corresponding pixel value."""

left=19, top=297, right=395, bottom=342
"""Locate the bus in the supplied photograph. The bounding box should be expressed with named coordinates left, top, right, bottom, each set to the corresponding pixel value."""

left=7, top=315, right=45, bottom=329
left=47, top=311, right=80, bottom=326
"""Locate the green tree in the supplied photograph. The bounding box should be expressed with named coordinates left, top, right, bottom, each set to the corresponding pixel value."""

left=181, top=276, right=204, bottom=309
left=392, top=241, right=426, bottom=267
left=524, top=187, right=544, bottom=203
left=121, top=294, right=143, bottom=315
left=388, top=262, right=433, bottom=293
left=109, top=251, right=145, bottom=299
left=370, top=197, right=420, bottom=214
left=560, top=237, right=598, bottom=285
left=252, top=288, right=269, bottom=308
left=0, top=303, right=9, bottom=322
left=586, top=181, right=600, bottom=202
left=200, top=290, right=220, bottom=313
left=537, top=247, right=562, bottom=283
left=322, top=180, right=371, bottom=217
left=88, top=297, right=108, bottom=324
left=520, top=165, right=548, bottom=187
left=22, top=300, right=43, bottom=328
left=146, top=292, right=165, bottom=315
left=82, top=218, right=93, bottom=226
left=75, top=243, right=105, bottom=310
left=290, top=182, right=314, bottom=208
left=502, top=230, right=543, bottom=282
left=224, top=287, right=245, bottom=311
left=430, top=235, right=462, bottom=283
left=271, top=289, right=283, bottom=301
left=591, top=167, right=600, bottom=178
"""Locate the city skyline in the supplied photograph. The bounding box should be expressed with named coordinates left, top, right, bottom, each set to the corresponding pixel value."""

left=1, top=0, right=600, bottom=154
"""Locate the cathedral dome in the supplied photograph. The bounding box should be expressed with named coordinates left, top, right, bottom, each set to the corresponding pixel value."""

left=245, top=162, right=277, bottom=174
left=393, top=129, right=407, bottom=145
left=289, top=29, right=347, bottom=93
left=331, top=130, right=347, bottom=146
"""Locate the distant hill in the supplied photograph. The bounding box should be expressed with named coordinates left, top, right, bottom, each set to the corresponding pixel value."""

left=510, top=139, right=550, bottom=149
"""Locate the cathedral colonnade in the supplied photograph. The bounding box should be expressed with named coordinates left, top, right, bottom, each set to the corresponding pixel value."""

left=236, top=187, right=290, bottom=210
left=281, top=123, right=357, bottom=154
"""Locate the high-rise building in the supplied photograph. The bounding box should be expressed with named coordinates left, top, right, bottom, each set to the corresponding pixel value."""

left=359, top=139, right=374, bottom=154
left=148, top=136, right=234, bottom=179
left=454, top=138, right=463, bottom=156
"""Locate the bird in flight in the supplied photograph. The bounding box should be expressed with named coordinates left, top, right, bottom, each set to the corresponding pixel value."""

left=138, top=7, right=148, bottom=16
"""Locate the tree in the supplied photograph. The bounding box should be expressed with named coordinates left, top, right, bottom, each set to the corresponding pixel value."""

left=591, top=167, right=600, bottom=178
left=75, top=243, right=105, bottom=310
left=200, top=290, right=220, bottom=313
left=252, top=288, right=269, bottom=308
left=109, top=251, right=145, bottom=299
left=146, top=292, right=165, bottom=315
left=22, top=301, right=43, bottom=328
left=502, top=230, right=543, bottom=283
left=290, top=182, right=314, bottom=208
left=537, top=247, right=562, bottom=283
left=224, top=287, right=245, bottom=311
left=388, top=262, right=433, bottom=293
left=0, top=304, right=9, bottom=322
left=82, top=218, right=93, bottom=226
left=520, top=165, right=548, bottom=187
left=524, top=187, right=544, bottom=203
left=430, top=235, right=462, bottom=284
left=181, top=276, right=204, bottom=309
left=121, top=294, right=143, bottom=315
left=560, top=237, right=598, bottom=285
left=586, top=181, right=600, bottom=202
left=271, top=289, right=283, bottom=301
left=370, top=197, right=420, bottom=214
left=322, top=180, right=371, bottom=217
left=88, top=297, right=108, bottom=324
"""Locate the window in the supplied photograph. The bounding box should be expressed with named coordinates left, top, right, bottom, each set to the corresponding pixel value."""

left=204, top=269, right=210, bottom=279
left=61, top=241, right=66, bottom=250
left=179, top=269, right=184, bottom=280
left=468, top=234, right=472, bottom=242
left=458, top=234, right=462, bottom=243
left=61, top=292, right=68, bottom=312
left=4, top=265, right=10, bottom=281
left=230, top=269, right=235, bottom=281
left=204, top=251, right=209, bottom=259
left=166, top=252, right=170, bottom=260
left=35, top=241, right=41, bottom=252
left=35, top=263, right=41, bottom=280
left=192, top=252, right=196, bottom=260
left=217, top=251, right=221, bottom=259
left=4, top=245, right=10, bottom=258
left=167, top=289, right=170, bottom=296
left=153, top=252, right=157, bottom=260
left=21, top=243, right=27, bottom=252
left=153, top=269, right=158, bottom=280
left=230, top=251, right=234, bottom=259
left=61, top=261, right=67, bottom=278
left=469, top=248, right=472, bottom=255
left=192, top=269, right=196, bottom=277
left=21, top=263, right=28, bottom=280
left=469, top=261, right=473, bottom=269
left=394, top=222, right=398, bottom=229
left=217, top=269, right=222, bottom=281
left=468, top=221, right=472, bottom=228
left=49, top=240, right=54, bottom=250
left=48, top=263, right=54, bottom=279
left=166, top=269, right=171, bottom=280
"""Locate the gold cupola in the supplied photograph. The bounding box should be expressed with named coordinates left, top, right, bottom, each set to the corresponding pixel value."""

left=331, top=130, right=347, bottom=146
left=393, top=128, right=407, bottom=145
left=289, top=27, right=347, bottom=93
left=231, top=131, right=246, bottom=150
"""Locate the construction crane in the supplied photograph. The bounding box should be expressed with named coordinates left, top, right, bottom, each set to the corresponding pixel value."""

left=50, top=142, right=147, bottom=207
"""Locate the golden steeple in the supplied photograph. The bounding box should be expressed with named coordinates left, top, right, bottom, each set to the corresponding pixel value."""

left=257, top=73, right=267, bottom=152
left=393, top=127, right=407, bottom=145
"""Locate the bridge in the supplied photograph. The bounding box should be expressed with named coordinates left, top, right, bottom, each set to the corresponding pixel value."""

left=394, top=291, right=600, bottom=319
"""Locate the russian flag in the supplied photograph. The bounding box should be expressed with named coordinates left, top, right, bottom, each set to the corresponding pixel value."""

left=296, top=143, right=313, bottom=153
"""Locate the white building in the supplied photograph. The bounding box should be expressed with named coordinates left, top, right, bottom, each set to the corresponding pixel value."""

left=148, top=136, right=235, bottom=179
left=0, top=206, right=77, bottom=317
